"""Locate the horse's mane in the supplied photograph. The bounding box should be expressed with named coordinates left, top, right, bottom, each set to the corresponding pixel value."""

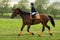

left=15, top=8, right=30, bottom=15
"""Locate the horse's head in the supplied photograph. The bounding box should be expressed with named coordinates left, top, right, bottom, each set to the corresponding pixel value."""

left=11, top=8, right=21, bottom=18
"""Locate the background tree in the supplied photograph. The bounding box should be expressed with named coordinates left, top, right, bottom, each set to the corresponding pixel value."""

left=12, top=0, right=30, bottom=12
left=46, top=2, right=60, bottom=18
left=0, top=0, right=10, bottom=16
left=35, top=0, right=49, bottom=13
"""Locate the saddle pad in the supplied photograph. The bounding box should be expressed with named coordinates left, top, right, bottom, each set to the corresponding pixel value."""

left=30, top=14, right=40, bottom=19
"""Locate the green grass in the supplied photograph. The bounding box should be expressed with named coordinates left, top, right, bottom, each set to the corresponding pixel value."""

left=0, top=18, right=60, bottom=40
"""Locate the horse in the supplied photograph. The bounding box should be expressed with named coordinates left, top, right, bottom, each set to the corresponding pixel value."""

left=11, top=8, right=55, bottom=36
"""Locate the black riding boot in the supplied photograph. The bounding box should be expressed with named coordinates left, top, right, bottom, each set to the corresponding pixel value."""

left=32, top=14, right=36, bottom=24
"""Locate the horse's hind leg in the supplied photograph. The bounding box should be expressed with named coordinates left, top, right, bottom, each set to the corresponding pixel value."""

left=46, top=25, right=52, bottom=36
left=27, top=25, right=34, bottom=35
left=18, top=25, right=25, bottom=36
left=40, top=26, right=45, bottom=36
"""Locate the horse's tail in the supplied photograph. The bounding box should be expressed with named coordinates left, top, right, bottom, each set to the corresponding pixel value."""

left=48, top=15, right=55, bottom=27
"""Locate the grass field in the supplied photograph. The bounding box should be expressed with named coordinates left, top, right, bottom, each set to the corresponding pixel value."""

left=0, top=18, right=60, bottom=40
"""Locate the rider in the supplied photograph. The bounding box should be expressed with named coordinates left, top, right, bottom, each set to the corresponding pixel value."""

left=30, top=3, right=37, bottom=24
left=31, top=3, right=36, bottom=19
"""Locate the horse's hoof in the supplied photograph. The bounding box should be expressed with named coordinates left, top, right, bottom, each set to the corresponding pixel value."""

left=31, top=33, right=34, bottom=35
left=18, top=34, right=20, bottom=36
left=50, top=33, right=53, bottom=36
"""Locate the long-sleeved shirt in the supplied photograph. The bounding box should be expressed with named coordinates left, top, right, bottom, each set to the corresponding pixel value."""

left=31, top=5, right=36, bottom=13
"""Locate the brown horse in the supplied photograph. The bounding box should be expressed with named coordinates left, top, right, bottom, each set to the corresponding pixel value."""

left=11, top=8, right=55, bottom=36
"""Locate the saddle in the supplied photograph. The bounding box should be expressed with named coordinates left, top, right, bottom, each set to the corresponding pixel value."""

left=30, top=13, right=40, bottom=19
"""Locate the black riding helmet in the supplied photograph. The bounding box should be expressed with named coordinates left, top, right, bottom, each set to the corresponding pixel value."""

left=31, top=3, right=34, bottom=5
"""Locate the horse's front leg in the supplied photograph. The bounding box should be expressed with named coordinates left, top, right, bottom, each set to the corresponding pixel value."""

left=18, top=25, right=25, bottom=36
left=27, top=25, right=34, bottom=35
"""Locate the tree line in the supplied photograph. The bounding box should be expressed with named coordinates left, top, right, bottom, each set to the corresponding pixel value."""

left=0, top=0, right=60, bottom=18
